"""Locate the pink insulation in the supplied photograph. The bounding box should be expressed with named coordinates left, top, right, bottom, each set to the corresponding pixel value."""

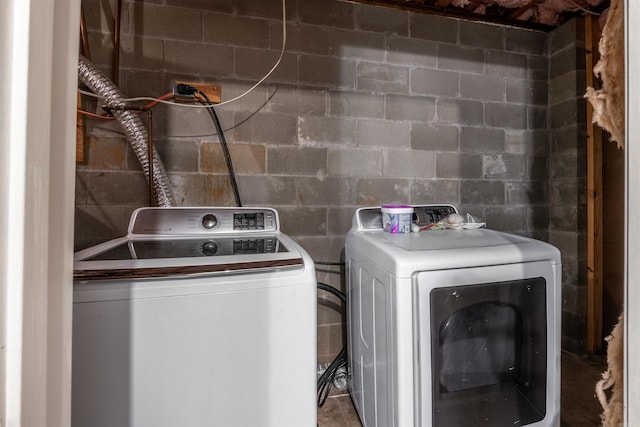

left=444, top=0, right=607, bottom=26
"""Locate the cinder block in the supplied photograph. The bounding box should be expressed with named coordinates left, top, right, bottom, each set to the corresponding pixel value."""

left=296, top=177, right=356, bottom=205
left=505, top=181, right=547, bottom=205
left=411, top=68, right=459, bottom=97
left=527, top=56, right=549, bottom=81
left=383, top=150, right=435, bottom=178
left=409, top=13, right=458, bottom=43
left=278, top=206, right=328, bottom=236
left=436, top=153, right=482, bottom=179
left=119, top=36, right=164, bottom=70
left=549, top=71, right=582, bottom=104
left=411, top=124, right=459, bottom=152
left=200, top=142, right=266, bottom=174
left=328, top=148, right=382, bottom=177
left=549, top=17, right=585, bottom=55
left=505, top=28, right=548, bottom=55
left=235, top=0, right=295, bottom=20
left=86, top=171, right=150, bottom=205
left=355, top=3, right=408, bottom=36
left=329, top=28, right=385, bottom=62
left=165, top=41, right=234, bottom=75
left=506, top=78, right=548, bottom=105
left=356, top=178, right=411, bottom=205
left=164, top=104, right=227, bottom=138
left=267, top=146, right=328, bottom=175
left=386, top=37, right=437, bottom=67
left=154, top=139, right=199, bottom=172
left=527, top=156, right=549, bottom=181
left=272, top=23, right=331, bottom=55
left=549, top=205, right=579, bottom=232
left=165, top=0, right=232, bottom=13
left=298, top=0, right=354, bottom=29
left=251, top=113, right=299, bottom=144
left=357, top=62, right=410, bottom=93
left=299, top=55, right=356, bottom=89
left=460, top=127, right=504, bottom=153
left=548, top=153, right=579, bottom=180
left=483, top=154, right=526, bottom=179
left=483, top=205, right=527, bottom=232
left=235, top=48, right=297, bottom=83
left=528, top=106, right=548, bottom=130
left=485, top=103, right=528, bottom=129
left=268, top=87, right=327, bottom=116
left=298, top=116, right=357, bottom=146
left=437, top=99, right=483, bottom=126
left=203, top=12, right=269, bottom=48
left=328, top=206, right=359, bottom=235
left=549, top=98, right=586, bottom=130
left=550, top=125, right=584, bottom=155
left=330, top=91, right=384, bottom=119
left=236, top=175, right=297, bottom=205
left=356, top=119, right=411, bottom=148
left=410, top=179, right=459, bottom=205
left=168, top=173, right=207, bottom=206
left=460, top=73, right=505, bottom=102
left=386, top=94, right=436, bottom=122
left=460, top=179, right=505, bottom=204
left=550, top=46, right=586, bottom=80
left=438, top=44, right=484, bottom=74
left=505, top=129, right=549, bottom=156
left=127, top=3, right=202, bottom=41
left=203, top=174, right=240, bottom=206
left=87, top=136, right=128, bottom=170
left=485, top=50, right=528, bottom=79
left=460, top=20, right=504, bottom=50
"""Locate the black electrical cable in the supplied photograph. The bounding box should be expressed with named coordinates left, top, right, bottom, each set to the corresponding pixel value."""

left=316, top=282, right=348, bottom=407
left=196, top=89, right=243, bottom=207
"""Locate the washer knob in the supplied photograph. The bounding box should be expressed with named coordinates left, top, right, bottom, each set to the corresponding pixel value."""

left=200, top=241, right=219, bottom=256
left=202, top=214, right=218, bottom=229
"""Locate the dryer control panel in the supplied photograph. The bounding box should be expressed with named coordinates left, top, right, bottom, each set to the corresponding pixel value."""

left=128, top=207, right=279, bottom=236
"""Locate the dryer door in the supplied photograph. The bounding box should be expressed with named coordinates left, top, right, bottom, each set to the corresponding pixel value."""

left=413, top=260, right=560, bottom=427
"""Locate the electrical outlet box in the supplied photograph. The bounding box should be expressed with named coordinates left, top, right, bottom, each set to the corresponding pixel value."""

left=173, top=81, right=221, bottom=104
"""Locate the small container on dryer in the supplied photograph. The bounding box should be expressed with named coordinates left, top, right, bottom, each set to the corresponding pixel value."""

left=381, top=205, right=414, bottom=234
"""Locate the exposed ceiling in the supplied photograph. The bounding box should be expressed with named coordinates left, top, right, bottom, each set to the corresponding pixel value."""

left=350, top=0, right=610, bottom=30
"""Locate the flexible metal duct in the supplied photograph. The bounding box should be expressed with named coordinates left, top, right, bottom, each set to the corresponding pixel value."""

left=77, top=55, right=174, bottom=207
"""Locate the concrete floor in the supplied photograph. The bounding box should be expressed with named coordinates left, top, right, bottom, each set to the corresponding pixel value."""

left=318, top=352, right=607, bottom=427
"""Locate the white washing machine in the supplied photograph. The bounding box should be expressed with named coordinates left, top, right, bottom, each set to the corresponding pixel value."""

left=72, top=207, right=317, bottom=427
left=346, top=205, right=562, bottom=427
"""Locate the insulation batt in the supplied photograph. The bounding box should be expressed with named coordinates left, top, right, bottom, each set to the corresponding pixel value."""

left=585, top=0, right=625, bottom=148
left=447, top=0, right=606, bottom=26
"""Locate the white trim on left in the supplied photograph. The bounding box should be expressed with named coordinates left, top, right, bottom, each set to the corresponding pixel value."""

left=0, top=0, right=79, bottom=426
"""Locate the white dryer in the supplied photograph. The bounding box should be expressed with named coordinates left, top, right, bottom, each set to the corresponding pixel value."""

left=346, top=205, right=562, bottom=427
left=72, top=207, right=317, bottom=427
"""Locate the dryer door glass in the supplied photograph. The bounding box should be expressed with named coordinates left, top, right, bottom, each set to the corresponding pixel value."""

left=430, top=278, right=547, bottom=427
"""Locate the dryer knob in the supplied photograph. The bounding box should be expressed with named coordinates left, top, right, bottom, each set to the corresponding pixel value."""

left=202, top=214, right=218, bottom=229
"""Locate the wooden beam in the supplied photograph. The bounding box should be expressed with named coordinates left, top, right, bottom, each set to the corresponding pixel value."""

left=585, top=15, right=604, bottom=354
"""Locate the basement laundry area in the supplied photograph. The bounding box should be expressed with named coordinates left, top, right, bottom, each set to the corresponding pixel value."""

left=72, top=0, right=623, bottom=425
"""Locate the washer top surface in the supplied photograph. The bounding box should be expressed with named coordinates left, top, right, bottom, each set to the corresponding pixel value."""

left=347, top=205, right=561, bottom=277
left=74, top=207, right=307, bottom=282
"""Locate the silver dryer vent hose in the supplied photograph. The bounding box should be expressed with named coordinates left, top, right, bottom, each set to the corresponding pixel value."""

left=78, top=55, right=174, bottom=207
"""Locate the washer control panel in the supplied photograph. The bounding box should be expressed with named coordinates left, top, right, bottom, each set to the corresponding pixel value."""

left=129, top=207, right=279, bottom=236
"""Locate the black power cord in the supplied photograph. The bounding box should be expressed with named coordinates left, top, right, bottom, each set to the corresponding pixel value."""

left=177, top=84, right=242, bottom=207
left=316, top=282, right=348, bottom=407
left=197, top=90, right=242, bottom=207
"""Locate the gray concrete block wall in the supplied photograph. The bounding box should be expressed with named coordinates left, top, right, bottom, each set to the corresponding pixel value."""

left=548, top=18, right=588, bottom=354
left=77, top=0, right=567, bottom=360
